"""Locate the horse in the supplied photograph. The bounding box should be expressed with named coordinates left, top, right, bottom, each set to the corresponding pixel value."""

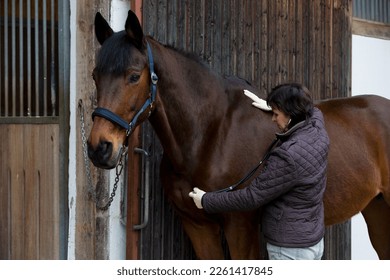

left=87, top=10, right=390, bottom=259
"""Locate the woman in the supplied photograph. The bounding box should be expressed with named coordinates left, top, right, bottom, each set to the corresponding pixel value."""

left=189, top=83, right=330, bottom=260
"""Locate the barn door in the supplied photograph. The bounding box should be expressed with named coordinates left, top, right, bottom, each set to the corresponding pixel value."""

left=0, top=0, right=69, bottom=259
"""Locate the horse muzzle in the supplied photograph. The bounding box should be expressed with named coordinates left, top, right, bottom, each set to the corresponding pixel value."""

left=87, top=140, right=121, bottom=169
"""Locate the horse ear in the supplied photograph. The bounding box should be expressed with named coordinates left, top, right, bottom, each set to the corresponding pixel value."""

left=125, top=10, right=145, bottom=50
left=95, top=12, right=114, bottom=45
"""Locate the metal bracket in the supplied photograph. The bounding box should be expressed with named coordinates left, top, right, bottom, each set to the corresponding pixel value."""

left=133, top=147, right=150, bottom=230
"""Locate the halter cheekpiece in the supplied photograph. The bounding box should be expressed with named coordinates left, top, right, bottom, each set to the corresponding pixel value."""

left=92, top=41, right=158, bottom=138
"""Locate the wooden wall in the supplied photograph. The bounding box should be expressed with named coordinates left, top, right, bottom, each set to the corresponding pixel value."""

left=0, top=124, right=59, bottom=259
left=143, top=0, right=352, bottom=100
left=132, top=0, right=352, bottom=260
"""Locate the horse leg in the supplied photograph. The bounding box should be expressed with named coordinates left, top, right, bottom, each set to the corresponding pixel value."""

left=180, top=217, right=225, bottom=259
left=160, top=156, right=225, bottom=259
left=361, top=194, right=390, bottom=259
left=223, top=212, right=262, bottom=259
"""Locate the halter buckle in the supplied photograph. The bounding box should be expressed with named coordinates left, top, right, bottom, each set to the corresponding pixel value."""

left=126, top=123, right=134, bottom=137
left=151, top=72, right=158, bottom=85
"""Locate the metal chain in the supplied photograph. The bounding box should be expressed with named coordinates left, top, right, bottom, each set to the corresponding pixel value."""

left=78, top=101, right=124, bottom=211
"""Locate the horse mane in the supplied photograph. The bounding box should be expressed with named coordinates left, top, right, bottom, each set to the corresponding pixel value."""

left=159, top=41, right=257, bottom=95
left=163, top=43, right=209, bottom=68
left=159, top=42, right=259, bottom=97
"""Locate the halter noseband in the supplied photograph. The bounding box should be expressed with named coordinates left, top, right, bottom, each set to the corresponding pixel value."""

left=92, top=41, right=158, bottom=137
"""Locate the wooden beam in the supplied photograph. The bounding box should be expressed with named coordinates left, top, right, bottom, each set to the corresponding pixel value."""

left=131, top=0, right=143, bottom=23
left=125, top=127, right=142, bottom=260
left=352, top=18, right=390, bottom=40
left=74, top=0, right=110, bottom=260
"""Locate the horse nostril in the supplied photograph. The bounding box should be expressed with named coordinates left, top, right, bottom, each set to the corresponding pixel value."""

left=88, top=141, right=113, bottom=163
left=98, top=141, right=113, bottom=162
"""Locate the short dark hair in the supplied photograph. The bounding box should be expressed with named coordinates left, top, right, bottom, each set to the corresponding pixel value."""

left=266, top=83, right=314, bottom=127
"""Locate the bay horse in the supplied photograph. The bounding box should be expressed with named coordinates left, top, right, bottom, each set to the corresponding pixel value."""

left=87, top=10, right=390, bottom=259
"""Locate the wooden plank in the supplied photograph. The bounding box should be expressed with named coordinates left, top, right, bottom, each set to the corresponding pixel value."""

left=344, top=0, right=352, bottom=97
left=203, top=0, right=213, bottom=68
left=0, top=125, right=10, bottom=259
left=324, top=0, right=333, bottom=99
left=244, top=0, right=253, bottom=81
left=38, top=125, right=60, bottom=259
left=352, top=18, right=390, bottom=39
left=23, top=124, right=40, bottom=259
left=74, top=0, right=110, bottom=259
left=280, top=0, right=289, bottom=83
left=125, top=126, right=141, bottom=259
left=74, top=0, right=98, bottom=257
left=251, top=0, right=260, bottom=85
left=220, top=0, right=230, bottom=76
left=212, top=0, right=222, bottom=73
left=332, top=0, right=342, bottom=99
left=259, top=0, right=269, bottom=95
left=286, top=0, right=295, bottom=82
left=309, top=0, right=315, bottom=93
left=9, top=124, right=25, bottom=259
left=313, top=0, right=321, bottom=100
left=294, top=0, right=304, bottom=85
left=165, top=0, right=176, bottom=47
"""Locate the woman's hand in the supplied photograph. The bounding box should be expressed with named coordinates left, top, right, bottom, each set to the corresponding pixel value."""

left=243, top=89, right=272, bottom=111
left=189, top=187, right=206, bottom=209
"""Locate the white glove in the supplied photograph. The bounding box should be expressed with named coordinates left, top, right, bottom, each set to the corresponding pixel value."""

left=189, top=187, right=206, bottom=209
left=243, top=89, right=272, bottom=111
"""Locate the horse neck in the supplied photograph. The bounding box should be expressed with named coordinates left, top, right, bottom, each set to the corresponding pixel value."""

left=147, top=40, right=227, bottom=169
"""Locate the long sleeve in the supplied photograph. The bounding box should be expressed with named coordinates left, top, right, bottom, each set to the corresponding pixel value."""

left=202, top=147, right=298, bottom=213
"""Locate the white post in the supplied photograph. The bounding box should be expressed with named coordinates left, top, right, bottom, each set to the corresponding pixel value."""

left=67, top=0, right=78, bottom=260
left=107, top=0, right=131, bottom=260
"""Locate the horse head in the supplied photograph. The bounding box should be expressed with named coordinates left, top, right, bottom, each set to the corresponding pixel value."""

left=88, top=11, right=157, bottom=169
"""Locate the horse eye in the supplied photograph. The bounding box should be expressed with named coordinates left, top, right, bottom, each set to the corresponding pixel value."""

left=128, top=74, right=140, bottom=83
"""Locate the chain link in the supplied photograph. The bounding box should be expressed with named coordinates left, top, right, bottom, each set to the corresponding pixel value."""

left=78, top=101, right=124, bottom=211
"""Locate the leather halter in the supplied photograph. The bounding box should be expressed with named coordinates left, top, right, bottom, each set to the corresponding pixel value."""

left=92, top=41, right=158, bottom=138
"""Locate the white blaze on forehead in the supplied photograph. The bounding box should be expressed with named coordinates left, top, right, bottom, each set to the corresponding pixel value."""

left=243, top=89, right=272, bottom=111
